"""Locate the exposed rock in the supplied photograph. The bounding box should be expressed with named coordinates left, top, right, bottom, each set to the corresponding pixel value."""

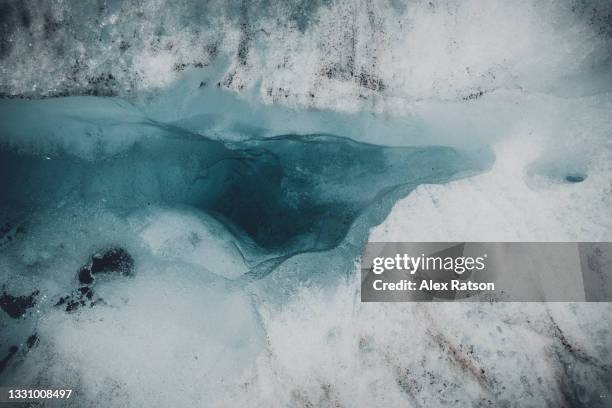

left=56, top=286, right=102, bottom=313
left=0, top=290, right=39, bottom=319
left=78, top=247, right=134, bottom=284
left=78, top=266, right=94, bottom=285
left=462, top=90, right=485, bottom=101
left=0, top=345, right=18, bottom=375
left=26, top=333, right=39, bottom=349
left=90, top=247, right=134, bottom=275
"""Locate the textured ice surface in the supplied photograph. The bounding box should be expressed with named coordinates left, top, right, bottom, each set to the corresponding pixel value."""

left=1, top=0, right=612, bottom=407
left=2, top=0, right=612, bottom=103
left=0, top=95, right=492, bottom=406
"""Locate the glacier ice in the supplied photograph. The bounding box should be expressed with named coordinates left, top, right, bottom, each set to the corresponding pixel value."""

left=1, top=0, right=612, bottom=407
left=0, top=93, right=493, bottom=405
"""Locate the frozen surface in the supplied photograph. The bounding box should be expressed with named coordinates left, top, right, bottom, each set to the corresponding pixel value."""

left=1, top=0, right=612, bottom=407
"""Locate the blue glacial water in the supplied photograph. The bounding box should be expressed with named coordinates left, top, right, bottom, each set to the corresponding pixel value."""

left=0, top=95, right=492, bottom=278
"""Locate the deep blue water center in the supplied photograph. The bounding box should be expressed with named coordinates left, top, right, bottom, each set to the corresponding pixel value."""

left=0, top=97, right=490, bottom=274
left=565, top=173, right=586, bottom=183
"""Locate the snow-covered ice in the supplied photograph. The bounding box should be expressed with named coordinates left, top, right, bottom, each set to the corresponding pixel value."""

left=1, top=0, right=611, bottom=407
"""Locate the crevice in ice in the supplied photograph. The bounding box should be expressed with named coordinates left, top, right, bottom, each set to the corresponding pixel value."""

left=0, top=95, right=494, bottom=390
left=0, top=117, right=491, bottom=278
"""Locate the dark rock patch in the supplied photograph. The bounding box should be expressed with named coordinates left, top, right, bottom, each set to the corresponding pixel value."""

left=173, top=62, right=188, bottom=72
left=57, top=284, right=105, bottom=314
left=0, top=290, right=39, bottom=319
left=91, top=248, right=134, bottom=275
left=64, top=298, right=86, bottom=313
left=58, top=248, right=132, bottom=313
left=79, top=286, right=94, bottom=300
left=358, top=72, right=385, bottom=92
left=56, top=284, right=102, bottom=313
left=84, top=73, right=118, bottom=97
left=118, top=40, right=130, bottom=52
left=0, top=335, right=40, bottom=376
left=26, top=333, right=39, bottom=349
left=78, top=247, right=134, bottom=284
left=236, top=22, right=251, bottom=66
left=78, top=266, right=94, bottom=285
left=55, top=288, right=101, bottom=313
left=0, top=345, right=18, bottom=375
left=462, top=90, right=485, bottom=101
